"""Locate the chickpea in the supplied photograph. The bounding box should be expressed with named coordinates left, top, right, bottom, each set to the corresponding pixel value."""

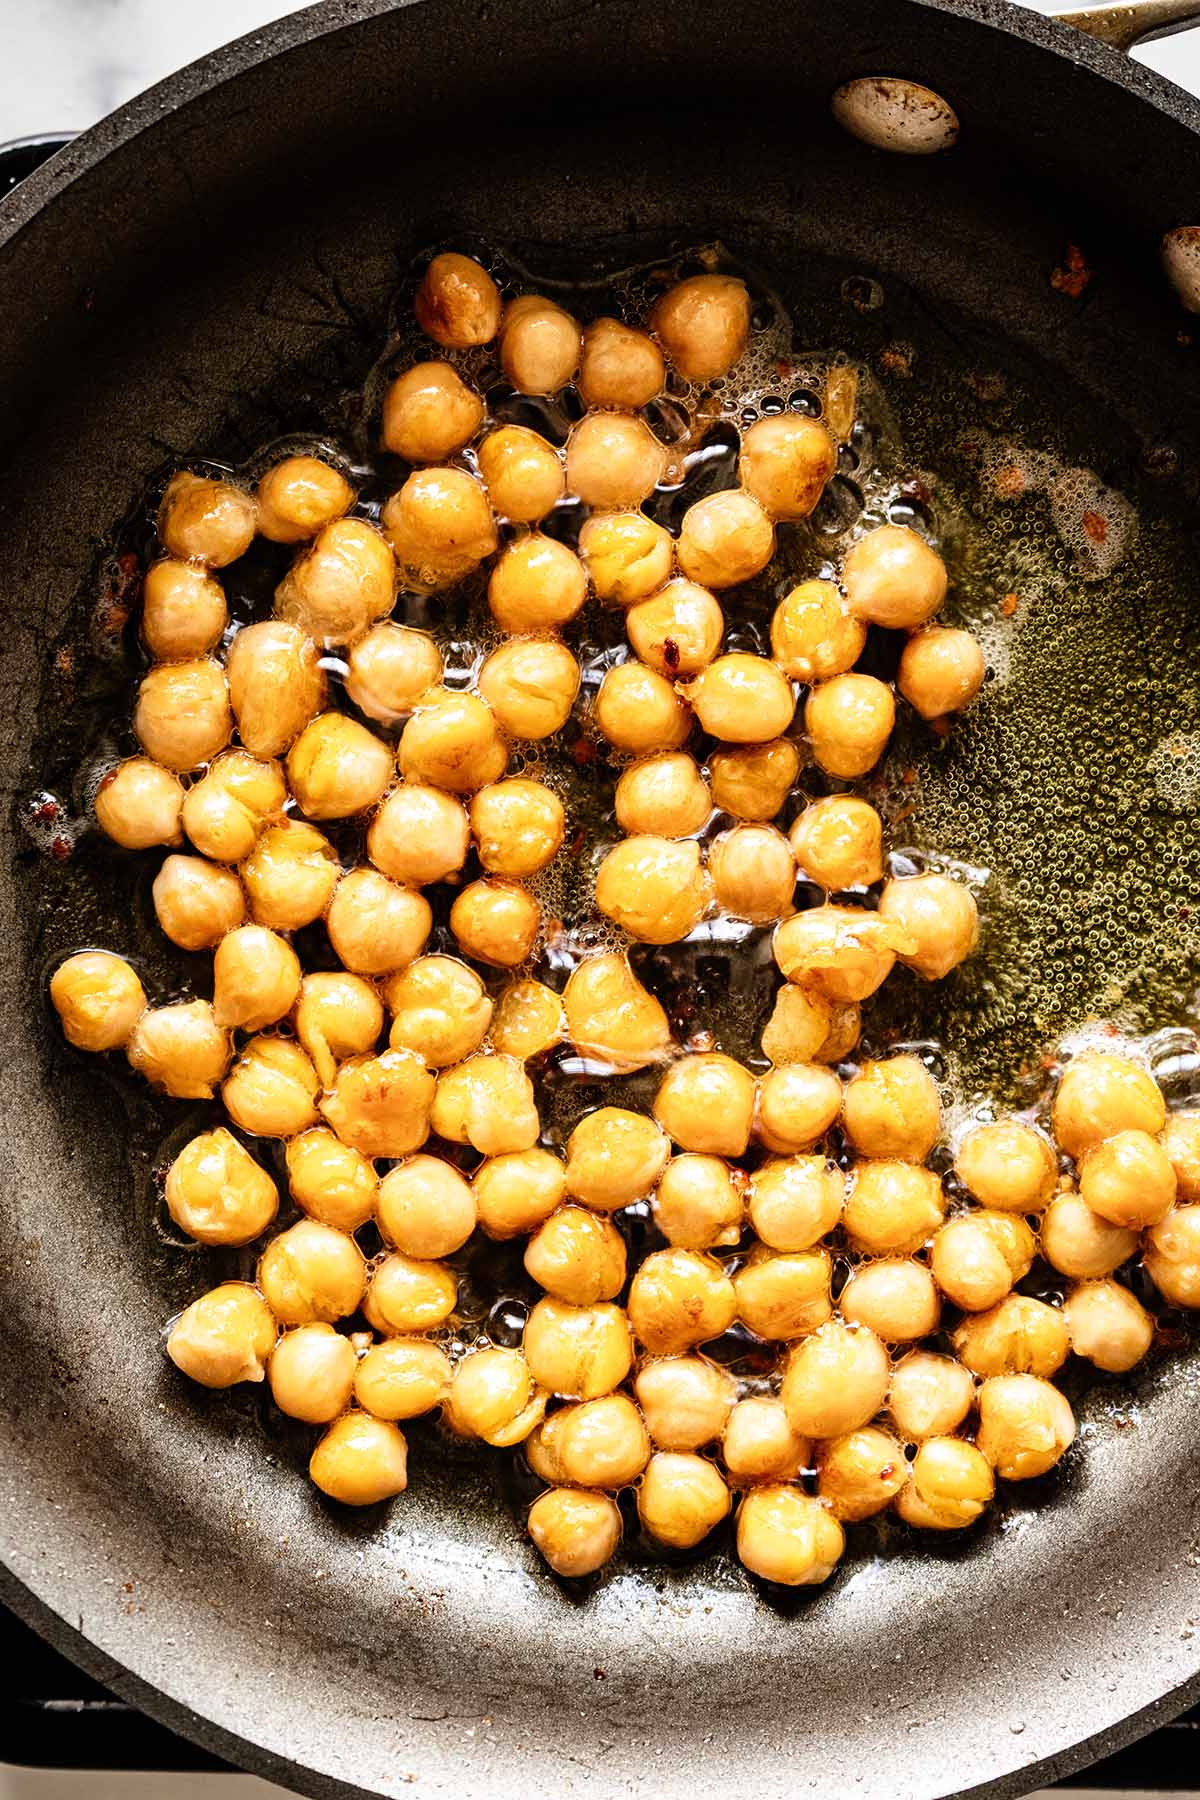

left=470, top=778, right=564, bottom=877
left=141, top=560, right=227, bottom=660
left=474, top=1148, right=567, bottom=1239
left=817, top=1425, right=906, bottom=1521
left=805, top=673, right=895, bottom=778
left=1145, top=1204, right=1200, bottom=1307
left=817, top=1001, right=863, bottom=1063
left=677, top=490, right=775, bottom=591
left=1078, top=1128, right=1176, bottom=1229
left=595, top=835, right=711, bottom=944
left=955, top=1119, right=1057, bottom=1214
left=286, top=714, right=393, bottom=821
left=888, top=1351, right=974, bottom=1441
left=579, top=510, right=674, bottom=605
left=525, top=1207, right=626, bottom=1305
left=760, top=984, right=833, bottom=1066
left=749, top=1156, right=843, bottom=1252
left=782, top=1320, right=890, bottom=1438
left=368, top=785, right=470, bottom=886
left=843, top=1161, right=945, bottom=1256
left=152, top=854, right=245, bottom=951
left=565, top=1106, right=670, bottom=1210
left=450, top=877, right=541, bottom=968
left=415, top=252, right=501, bottom=347
left=93, top=756, right=184, bottom=852
left=381, top=361, right=483, bottom=462
left=722, top=1397, right=810, bottom=1485
left=654, top=1053, right=756, bottom=1156
left=380, top=467, right=497, bottom=590
left=385, top=956, right=493, bottom=1066
left=445, top=1348, right=546, bottom=1447
left=774, top=905, right=905, bottom=1003
left=346, top=623, right=442, bottom=725
left=841, top=1259, right=940, bottom=1343
left=432, top=1053, right=540, bottom=1155
left=223, top=1035, right=320, bottom=1139
left=895, top=1438, right=995, bottom=1531
left=1052, top=1051, right=1166, bottom=1159
left=878, top=873, right=979, bottom=981
left=134, top=659, right=231, bottom=772
left=930, top=1211, right=1035, bottom=1312
left=167, top=1283, right=276, bottom=1388
left=182, top=751, right=286, bottom=864
left=527, top=1487, right=622, bottom=1577
left=977, top=1373, right=1075, bottom=1480
left=843, top=525, right=946, bottom=630
left=1165, top=1111, right=1200, bottom=1203
left=629, top=1247, right=736, bottom=1355
left=734, top=1247, right=834, bottom=1341
left=1041, top=1189, right=1138, bottom=1279
left=952, top=1294, right=1069, bottom=1379
left=397, top=689, right=507, bottom=792
left=684, top=654, right=795, bottom=744
left=477, top=424, right=565, bottom=524
left=770, top=578, right=866, bottom=682
left=650, top=274, right=750, bottom=382
left=635, top=1357, right=736, bottom=1450
left=757, top=1063, right=842, bottom=1156
left=488, top=534, right=588, bottom=633
left=309, top=1414, right=408, bottom=1506
left=255, top=455, right=354, bottom=543
left=51, top=951, right=146, bottom=1052
left=478, top=638, right=581, bottom=741
left=639, top=1451, right=730, bottom=1547
left=127, top=1001, right=230, bottom=1099
left=364, top=1252, right=457, bottom=1334
left=327, top=868, right=432, bottom=977
left=740, top=414, right=836, bottom=521
left=593, top=661, right=692, bottom=753
left=708, top=737, right=800, bottom=823
left=267, top=1323, right=356, bottom=1423
left=259, top=1219, right=366, bottom=1325
left=562, top=953, right=672, bottom=1073
left=843, top=1056, right=940, bottom=1163
left=275, top=516, right=395, bottom=648
left=226, top=620, right=325, bottom=758
left=241, top=819, right=339, bottom=931
left=615, top=752, right=711, bottom=839
left=320, top=1048, right=436, bottom=1158
left=158, top=471, right=256, bottom=567
left=898, top=627, right=985, bottom=720
left=566, top=412, right=665, bottom=510
left=736, top=1484, right=845, bottom=1586
left=166, top=1128, right=278, bottom=1246
left=286, top=1128, right=378, bottom=1232
left=294, top=972, right=383, bottom=1087
left=523, top=1297, right=633, bottom=1399
left=789, top=796, right=884, bottom=892
left=654, top=1154, right=744, bottom=1249
left=499, top=294, right=581, bottom=394
left=354, top=1338, right=452, bottom=1420
left=709, top=824, right=794, bottom=922
left=1064, top=1280, right=1154, bottom=1372
left=553, top=1394, right=649, bottom=1489
left=578, top=316, right=665, bottom=409
left=492, top=978, right=564, bottom=1059
left=626, top=579, right=723, bottom=680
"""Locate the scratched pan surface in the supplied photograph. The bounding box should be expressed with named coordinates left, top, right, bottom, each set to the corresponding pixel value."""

left=1, top=2, right=1200, bottom=1796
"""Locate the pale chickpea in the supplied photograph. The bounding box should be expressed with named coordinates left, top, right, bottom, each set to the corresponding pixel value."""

left=450, top=877, right=541, bottom=967
left=152, top=854, right=245, bottom=950
left=841, top=1259, right=940, bottom=1342
left=930, top=1211, right=1035, bottom=1312
left=843, top=524, right=948, bottom=628
left=397, top=689, right=508, bottom=792
left=141, top=560, right=227, bottom=660
left=888, top=1351, right=974, bottom=1441
left=817, top=1425, right=907, bottom=1521
left=294, top=972, right=383, bottom=1087
left=223, top=1035, right=320, bottom=1139
left=593, top=661, right=692, bottom=753
left=477, top=638, right=581, bottom=740
left=182, top=751, right=286, bottom=864
left=684, top=653, right=795, bottom=743
left=736, top=1484, right=845, bottom=1586
left=445, top=1348, right=546, bottom=1447
left=346, top=623, right=443, bottom=725
left=368, top=785, right=470, bottom=886
left=878, top=873, right=979, bottom=981
left=654, top=1154, right=744, bottom=1249
left=286, top=1128, right=378, bottom=1233
left=241, top=819, right=339, bottom=931
left=565, top=1106, right=670, bottom=1210
left=553, top=1394, right=649, bottom=1488
left=492, top=978, right=564, bottom=1059
left=380, top=361, right=483, bottom=462
left=734, top=1247, right=834, bottom=1341
left=227, top=621, right=325, bottom=758
left=843, top=1056, right=940, bottom=1163
left=431, top=1053, right=540, bottom=1155
left=595, top=835, right=711, bottom=943
left=740, top=414, right=836, bottom=520
left=952, top=1294, right=1069, bottom=1379
left=895, top=1437, right=994, bottom=1531
left=566, top=412, right=665, bottom=509
left=320, top=1048, right=436, bottom=1158
left=562, top=953, right=673, bottom=1072
left=628, top=1248, right=736, bottom=1355
left=615, top=752, right=711, bottom=838
left=955, top=1119, right=1057, bottom=1213
left=354, top=1338, right=452, bottom=1420
left=165, top=1127, right=278, bottom=1246
left=760, top=984, right=833, bottom=1066
left=1079, top=1129, right=1176, bottom=1228
left=781, top=1320, right=890, bottom=1438
left=167, top=1283, right=276, bottom=1388
left=1165, top=1111, right=1200, bottom=1203
left=626, top=578, right=724, bottom=678
left=487, top=534, right=588, bottom=633
left=899, top=627, right=986, bottom=720
left=635, top=1357, right=736, bottom=1450
left=523, top=1297, right=633, bottom=1399
left=805, top=673, right=895, bottom=778
left=499, top=294, right=580, bottom=394
left=381, top=467, right=497, bottom=590
left=127, top=1001, right=230, bottom=1099
left=94, top=756, right=184, bottom=851
left=50, top=951, right=146, bottom=1053
left=578, top=510, right=674, bottom=604
left=255, top=455, right=354, bottom=543
left=789, top=796, right=884, bottom=891
left=774, top=906, right=904, bottom=1003
left=470, top=778, right=564, bottom=877
left=327, top=868, right=432, bottom=977
left=757, top=1063, right=843, bottom=1155
left=843, top=1161, right=945, bottom=1255
left=1064, top=1280, right=1154, bottom=1371
left=385, top=955, right=493, bottom=1066
left=677, top=490, right=775, bottom=591
left=770, top=578, right=866, bottom=682
left=977, top=1374, right=1075, bottom=1480
left=749, top=1156, right=844, bottom=1252
left=259, top=1219, right=366, bottom=1325
left=639, top=1451, right=730, bottom=1547
left=709, top=824, right=795, bottom=922
left=274, top=516, right=395, bottom=648
left=527, top=1487, right=622, bottom=1577
left=477, top=424, right=565, bottom=523
left=158, top=471, right=256, bottom=567
left=1145, top=1204, right=1200, bottom=1307
left=525, top=1207, right=626, bottom=1305
left=654, top=1053, right=756, bottom=1156
left=309, top=1414, right=408, bottom=1506
left=415, top=252, right=501, bottom=347
left=134, top=659, right=231, bottom=772
left=650, top=274, right=750, bottom=382
left=708, top=737, right=800, bottom=822
left=576, top=314, right=666, bottom=407
left=474, top=1148, right=567, bottom=1239
left=1052, top=1051, right=1166, bottom=1159
left=267, top=1323, right=356, bottom=1423
left=287, top=714, right=394, bottom=821
left=1041, top=1189, right=1138, bottom=1279
left=364, top=1252, right=457, bottom=1335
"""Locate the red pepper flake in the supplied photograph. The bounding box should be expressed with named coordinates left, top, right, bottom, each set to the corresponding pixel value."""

left=1050, top=243, right=1093, bottom=299
left=54, top=645, right=75, bottom=677
left=774, top=358, right=793, bottom=380
left=994, top=465, right=1025, bottom=501
left=879, top=343, right=912, bottom=376
left=899, top=474, right=932, bottom=505
left=662, top=636, right=681, bottom=675
left=729, top=1166, right=752, bottom=1194
left=879, top=1464, right=896, bottom=1481
left=593, top=1668, right=606, bottom=1681
left=686, top=1028, right=716, bottom=1053
left=32, top=798, right=59, bottom=822
left=1040, top=1053, right=1057, bottom=1071
left=49, top=834, right=73, bottom=862
left=570, top=736, right=597, bottom=767
left=891, top=804, right=916, bottom=826
left=568, top=827, right=585, bottom=855
left=1000, top=593, right=1019, bottom=618
left=1082, top=509, right=1107, bottom=544
left=900, top=766, right=917, bottom=788
left=929, top=716, right=951, bottom=738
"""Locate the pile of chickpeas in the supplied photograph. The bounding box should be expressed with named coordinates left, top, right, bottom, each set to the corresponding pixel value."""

left=48, top=249, right=1200, bottom=1587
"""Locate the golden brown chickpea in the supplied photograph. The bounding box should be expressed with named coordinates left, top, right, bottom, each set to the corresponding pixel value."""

left=167, top=1283, right=276, bottom=1388
left=432, top=1052, right=540, bottom=1155
left=368, top=788, right=470, bottom=891
left=757, top=1063, right=843, bottom=1155
left=487, top=534, right=588, bottom=633
left=241, top=818, right=339, bottom=931
left=722, top=1397, right=810, bottom=1485
left=749, top=1156, right=844, bottom=1252
left=397, top=689, right=508, bottom=793
left=499, top=293, right=580, bottom=394
left=578, top=316, right=665, bottom=408
left=415, top=252, right=501, bottom=347
left=888, top=1351, right=974, bottom=1442
left=708, top=737, right=800, bottom=822
left=309, top=1414, right=408, bottom=1506
left=345, top=623, right=442, bottom=725
left=1079, top=1129, right=1176, bottom=1228
left=817, top=1425, right=906, bottom=1522
left=565, top=1106, right=670, bottom=1210
left=734, top=1247, right=834, bottom=1341
left=527, top=1487, right=622, bottom=1577
left=287, top=714, right=394, bottom=821
left=898, top=626, right=985, bottom=720
left=760, top=984, right=833, bottom=1066
left=158, top=471, right=256, bottom=567
left=955, top=1119, right=1057, bottom=1214
left=566, top=412, right=666, bottom=510
left=525, top=1207, right=626, bottom=1305
left=843, top=524, right=948, bottom=629
left=931, top=1210, right=1035, bottom=1313
left=223, top=1034, right=321, bottom=1139
left=654, top=1154, right=744, bottom=1249
left=677, top=490, right=775, bottom=591
left=385, top=955, right=492, bottom=1066
left=166, top=1128, right=278, bottom=1246
left=843, top=1160, right=945, bottom=1255
left=781, top=1319, right=890, bottom=1438
left=684, top=654, right=795, bottom=743
left=523, top=1297, right=633, bottom=1399
left=595, top=835, right=711, bottom=944
left=285, top=1127, right=378, bottom=1233
left=629, top=1248, right=736, bottom=1355
left=470, top=778, right=564, bottom=877
left=789, top=796, right=884, bottom=892
left=650, top=273, right=751, bottom=382
left=294, top=972, right=383, bottom=1088
left=805, top=673, right=895, bottom=778
left=275, top=516, right=395, bottom=649
left=895, top=1437, right=995, bottom=1531
left=127, top=1001, right=230, bottom=1099
left=151, top=854, right=245, bottom=954
left=381, top=467, right=498, bottom=590
left=626, top=578, right=723, bottom=679
left=774, top=905, right=906, bottom=1004
left=654, top=1052, right=756, bottom=1156
left=255, top=455, right=354, bottom=543
left=450, top=877, right=541, bottom=967
left=381, top=362, right=483, bottom=462
left=736, top=1484, right=845, bottom=1585
left=841, top=1259, right=940, bottom=1342
left=134, top=659, right=231, bottom=772
left=1064, top=1280, right=1154, bottom=1371
left=740, top=414, right=836, bottom=520
left=1164, top=1111, right=1200, bottom=1203
left=354, top=1338, right=452, bottom=1420
left=141, top=559, right=227, bottom=660
left=817, top=1001, right=863, bottom=1063
left=1040, top=1188, right=1137, bottom=1279
left=614, top=753, right=711, bottom=839
left=639, top=1451, right=731, bottom=1547
left=491, top=978, right=564, bottom=1059
left=320, top=1048, right=435, bottom=1158
left=182, top=750, right=286, bottom=864
left=843, top=1056, right=940, bottom=1163
left=226, top=620, right=325, bottom=758
left=579, top=510, right=674, bottom=605
left=474, top=1149, right=567, bottom=1239
left=267, top=1322, right=356, bottom=1423
left=594, top=660, right=692, bottom=753
left=1052, top=1051, right=1166, bottom=1159
left=770, top=578, right=866, bottom=682
left=562, top=953, right=673, bottom=1072
left=51, top=951, right=146, bottom=1053
left=952, top=1294, right=1069, bottom=1379
left=363, top=1252, right=457, bottom=1335
left=878, top=873, right=979, bottom=981
left=326, top=869, right=432, bottom=980
left=445, top=1348, right=546, bottom=1447
left=477, top=638, right=580, bottom=741
left=553, top=1394, right=649, bottom=1488
left=709, top=824, right=795, bottom=922
left=259, top=1219, right=366, bottom=1325
left=634, top=1357, right=736, bottom=1450
left=476, top=424, right=565, bottom=524
left=94, top=757, right=185, bottom=851
left=977, top=1373, right=1075, bottom=1480
left=1145, top=1203, right=1200, bottom=1308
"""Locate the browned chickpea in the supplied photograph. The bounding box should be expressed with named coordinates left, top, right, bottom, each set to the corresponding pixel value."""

left=158, top=471, right=256, bottom=567
left=477, top=638, right=581, bottom=741
left=223, top=1034, right=321, bottom=1139
left=626, top=578, right=724, bottom=677
left=709, top=824, right=795, bottom=921
left=385, top=956, right=493, bottom=1066
left=364, top=1251, right=457, bottom=1335
left=677, top=491, right=775, bottom=590
left=255, top=456, right=354, bottom=543
left=127, top=1001, right=230, bottom=1100
left=628, top=1248, right=736, bottom=1355
left=167, top=1283, right=276, bottom=1389
left=952, top=1294, right=1069, bottom=1379
left=1165, top=1111, right=1200, bottom=1203
left=817, top=1425, right=907, bottom=1521
left=1052, top=1051, right=1166, bottom=1160
left=134, top=659, right=231, bottom=772
left=650, top=274, right=750, bottom=381
left=182, top=751, right=286, bottom=864
left=748, top=1155, right=844, bottom=1252
left=733, top=1247, right=833, bottom=1341
left=774, top=905, right=906, bottom=1003
left=888, top=1352, right=974, bottom=1442
left=414, top=252, right=501, bottom=347
left=1144, top=1204, right=1200, bottom=1308
left=141, top=560, right=227, bottom=660
left=381, top=467, right=498, bottom=590
left=565, top=1107, right=670, bottom=1211
left=267, top=1322, right=356, bottom=1424
left=566, top=412, right=666, bottom=509
left=895, top=1437, right=994, bottom=1531
left=525, top=1206, right=627, bottom=1305
left=878, top=873, right=979, bottom=981
left=1064, top=1280, right=1154, bottom=1372
left=432, top=1053, right=540, bottom=1156
left=843, top=1055, right=941, bottom=1162
left=578, top=510, right=673, bottom=604
left=561, top=952, right=673, bottom=1072
left=259, top=1219, right=366, bottom=1325
left=634, top=1357, right=736, bottom=1450
left=286, top=1128, right=378, bottom=1233
left=722, top=1397, right=810, bottom=1485
left=450, top=877, right=541, bottom=967
left=843, top=524, right=947, bottom=628
left=595, top=835, right=711, bottom=943
left=474, top=1148, right=567, bottom=1240
left=445, top=1348, right=546, bottom=1447
left=523, top=1296, right=633, bottom=1399
left=770, top=578, right=866, bottom=682
left=843, top=1160, right=945, bottom=1255
left=654, top=1154, right=744, bottom=1249
left=579, top=316, right=665, bottom=408
left=615, top=752, right=711, bottom=838
left=1079, top=1129, right=1176, bottom=1228
left=781, top=1319, right=890, bottom=1438
left=551, top=1393, right=650, bottom=1489
left=152, top=853, right=245, bottom=951
left=639, top=1451, right=730, bottom=1548
left=805, top=673, right=895, bottom=778
left=593, top=661, right=692, bottom=753
left=708, top=737, right=801, bottom=823
left=274, top=516, right=395, bottom=648
left=470, top=778, right=564, bottom=877
left=294, top=971, right=384, bottom=1088
left=327, top=868, right=432, bottom=977
left=1041, top=1188, right=1138, bottom=1280
left=95, top=757, right=184, bottom=850
left=760, top=984, right=833, bottom=1066
left=287, top=713, right=394, bottom=821
left=345, top=624, right=443, bottom=724
left=477, top=425, right=565, bottom=523
left=976, top=1374, right=1075, bottom=1480
left=789, top=795, right=884, bottom=891
left=740, top=414, right=836, bottom=520
left=488, top=534, right=588, bottom=633
left=955, top=1119, right=1057, bottom=1213
left=654, top=1052, right=756, bottom=1156
left=309, top=1414, right=409, bottom=1506
left=817, top=1001, right=863, bottom=1063
left=226, top=620, right=325, bottom=758
left=320, top=1048, right=435, bottom=1159
left=899, top=627, right=986, bottom=720
left=930, top=1211, right=1036, bottom=1312
left=396, top=690, right=508, bottom=793
left=756, top=1063, right=843, bottom=1155
left=499, top=294, right=581, bottom=394
left=381, top=362, right=483, bottom=462
left=841, top=1259, right=940, bottom=1342
left=368, top=785, right=470, bottom=887
left=354, top=1338, right=452, bottom=1420
left=735, top=1485, right=845, bottom=1586
left=51, top=951, right=146, bottom=1053
left=241, top=819, right=339, bottom=931
left=527, top=1487, right=622, bottom=1576
left=492, top=978, right=564, bottom=1060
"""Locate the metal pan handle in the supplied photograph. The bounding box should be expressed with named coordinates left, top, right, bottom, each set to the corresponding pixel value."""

left=1050, top=0, right=1200, bottom=50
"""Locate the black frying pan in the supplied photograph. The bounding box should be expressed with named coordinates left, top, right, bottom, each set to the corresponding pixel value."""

left=3, top=3, right=1200, bottom=1795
